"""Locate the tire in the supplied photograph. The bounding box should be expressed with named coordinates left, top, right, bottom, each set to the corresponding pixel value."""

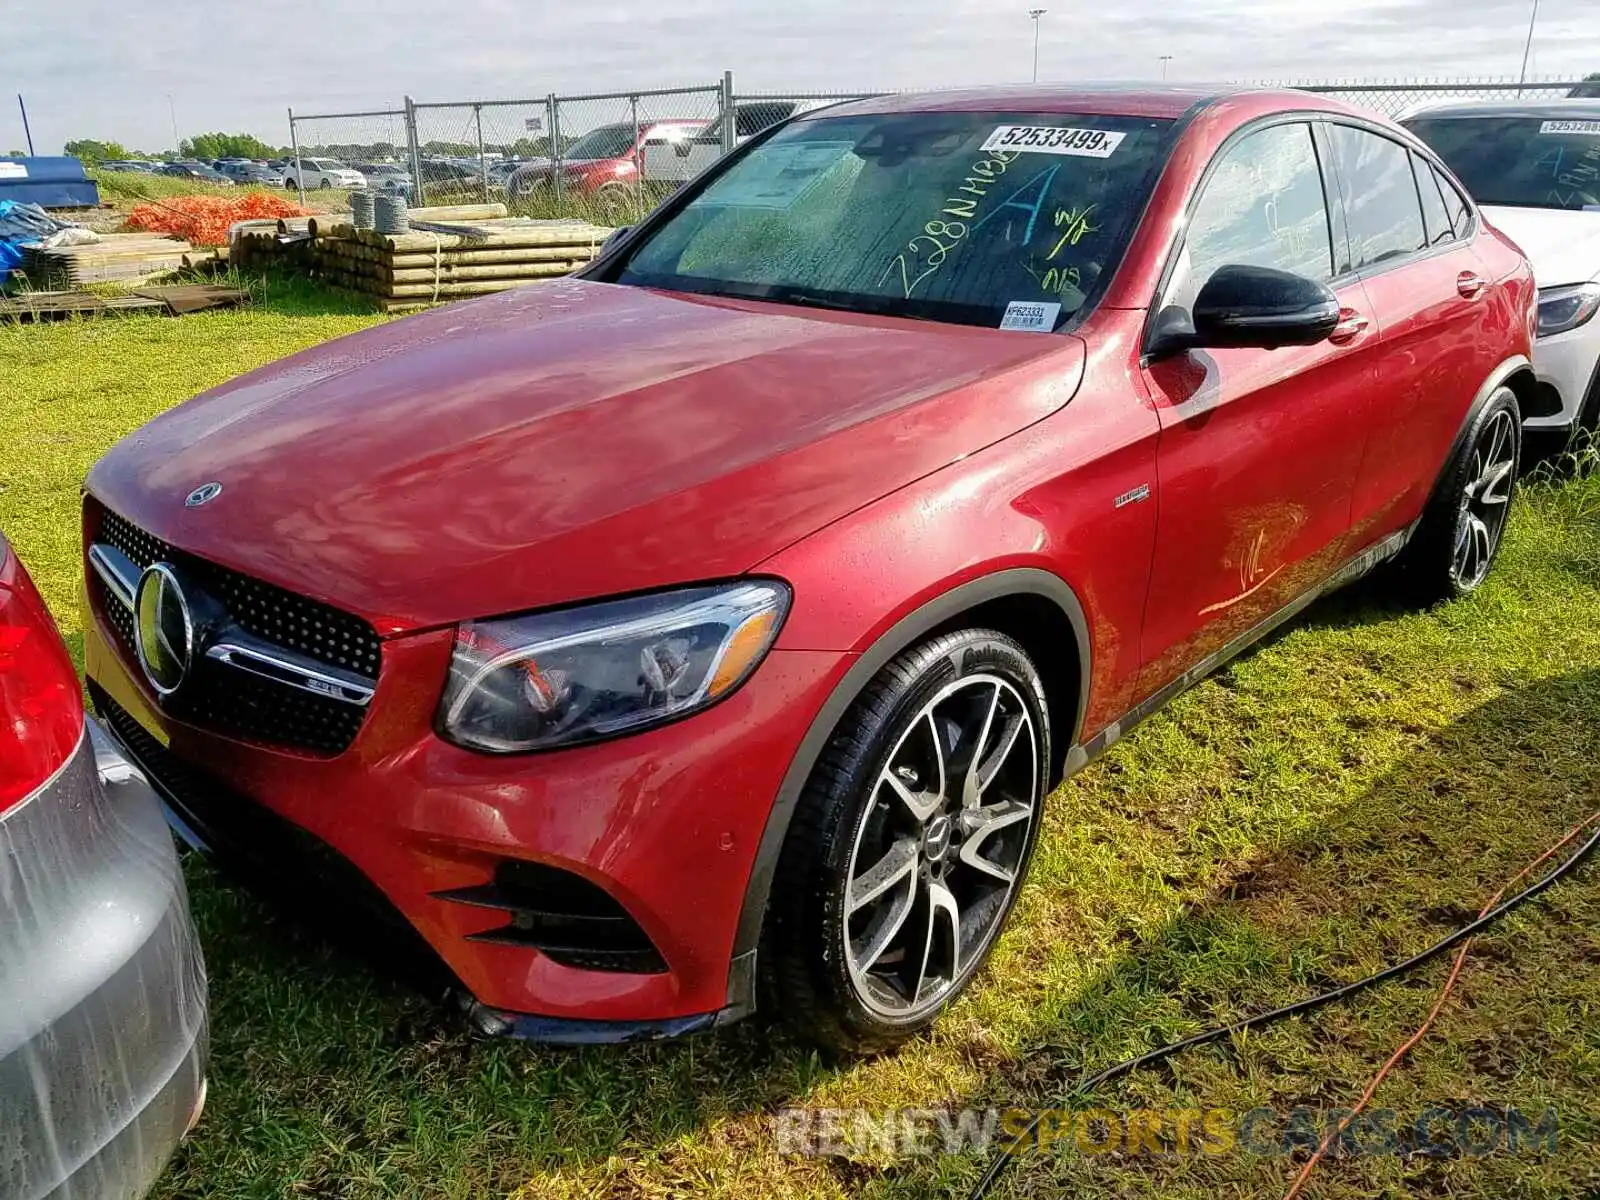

left=284, top=178, right=296, bottom=191
left=761, top=629, right=1051, bottom=1056
left=1391, top=384, right=1521, bottom=604
left=319, top=179, right=332, bottom=190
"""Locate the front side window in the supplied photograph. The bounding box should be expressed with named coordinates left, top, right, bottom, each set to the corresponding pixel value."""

left=1166, top=121, right=1334, bottom=312
left=564, top=125, right=635, bottom=161
left=1402, top=114, right=1600, bottom=210
left=1329, top=125, right=1428, bottom=269
left=618, top=110, right=1177, bottom=330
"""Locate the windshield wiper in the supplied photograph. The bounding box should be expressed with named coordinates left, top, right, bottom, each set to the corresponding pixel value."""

left=774, top=290, right=935, bottom=322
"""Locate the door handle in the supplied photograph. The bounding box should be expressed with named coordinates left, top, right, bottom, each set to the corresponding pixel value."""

left=1328, top=308, right=1369, bottom=344
left=1457, top=271, right=1487, bottom=299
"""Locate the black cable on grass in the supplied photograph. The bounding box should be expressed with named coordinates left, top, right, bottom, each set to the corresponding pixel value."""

left=965, top=821, right=1600, bottom=1200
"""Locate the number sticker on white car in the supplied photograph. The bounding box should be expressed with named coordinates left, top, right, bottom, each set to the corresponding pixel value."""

left=979, top=126, right=1126, bottom=158
left=1540, top=120, right=1600, bottom=136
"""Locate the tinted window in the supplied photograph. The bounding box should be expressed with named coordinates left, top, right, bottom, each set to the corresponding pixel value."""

left=1329, top=125, right=1426, bottom=268
left=1168, top=122, right=1333, bottom=311
left=564, top=124, right=635, bottom=160
left=1433, top=164, right=1470, bottom=235
left=1412, top=152, right=1455, bottom=245
left=620, top=111, right=1177, bottom=330
left=1402, top=115, right=1600, bottom=210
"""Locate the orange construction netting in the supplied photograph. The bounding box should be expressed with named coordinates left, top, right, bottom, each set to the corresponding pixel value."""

left=126, top=192, right=314, bottom=247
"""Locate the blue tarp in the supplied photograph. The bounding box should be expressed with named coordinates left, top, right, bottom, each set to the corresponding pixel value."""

left=0, top=200, right=80, bottom=282
left=0, top=157, right=101, bottom=209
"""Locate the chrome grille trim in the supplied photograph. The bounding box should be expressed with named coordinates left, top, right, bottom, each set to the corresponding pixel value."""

left=205, top=635, right=376, bottom=707
left=88, top=543, right=139, bottom=610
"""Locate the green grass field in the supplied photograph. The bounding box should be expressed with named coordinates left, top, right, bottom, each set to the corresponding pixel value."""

left=2, top=282, right=1598, bottom=1199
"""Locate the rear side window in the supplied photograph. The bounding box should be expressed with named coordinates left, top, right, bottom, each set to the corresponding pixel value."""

left=1329, top=125, right=1427, bottom=268
left=1412, top=152, right=1456, bottom=245
left=1167, top=122, right=1334, bottom=311
left=1433, top=164, right=1470, bottom=236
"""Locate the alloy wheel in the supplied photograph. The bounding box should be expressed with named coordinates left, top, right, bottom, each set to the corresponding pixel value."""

left=842, top=674, right=1040, bottom=1019
left=1452, top=407, right=1516, bottom=589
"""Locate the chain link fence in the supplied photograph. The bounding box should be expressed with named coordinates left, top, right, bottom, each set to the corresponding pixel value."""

left=1298, top=77, right=1594, bottom=118
left=284, top=107, right=410, bottom=206
left=287, top=75, right=1597, bottom=216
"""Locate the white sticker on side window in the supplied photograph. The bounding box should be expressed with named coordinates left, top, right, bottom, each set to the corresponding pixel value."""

left=1540, top=119, right=1600, bottom=136
left=980, top=126, right=1126, bottom=157
left=999, top=300, right=1061, bottom=332
left=0, top=162, right=27, bottom=179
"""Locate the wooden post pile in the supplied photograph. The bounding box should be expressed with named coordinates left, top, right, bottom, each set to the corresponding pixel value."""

left=231, top=205, right=615, bottom=312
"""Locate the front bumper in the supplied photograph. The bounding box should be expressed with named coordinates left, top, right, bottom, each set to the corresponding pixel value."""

left=85, top=608, right=847, bottom=1028
left=1527, top=316, right=1600, bottom=430
left=0, top=726, right=208, bottom=1200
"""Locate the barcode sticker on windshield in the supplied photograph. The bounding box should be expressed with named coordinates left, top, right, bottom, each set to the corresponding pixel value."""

left=1541, top=120, right=1600, bottom=136
left=981, top=126, right=1125, bottom=157
left=1000, top=300, right=1061, bottom=332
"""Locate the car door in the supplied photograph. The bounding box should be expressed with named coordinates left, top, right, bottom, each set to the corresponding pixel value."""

left=1323, top=122, right=1509, bottom=545
left=1137, top=118, right=1379, bottom=694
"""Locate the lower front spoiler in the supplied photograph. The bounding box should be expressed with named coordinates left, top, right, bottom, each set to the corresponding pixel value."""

left=459, top=996, right=725, bottom=1045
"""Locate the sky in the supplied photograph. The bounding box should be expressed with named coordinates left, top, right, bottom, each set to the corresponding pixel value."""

left=6, top=0, right=1598, bottom=154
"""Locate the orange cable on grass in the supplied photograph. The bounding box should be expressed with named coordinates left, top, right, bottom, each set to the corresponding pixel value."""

left=1281, top=808, right=1600, bottom=1200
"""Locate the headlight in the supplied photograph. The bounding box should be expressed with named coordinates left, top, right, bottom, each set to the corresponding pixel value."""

left=438, top=581, right=790, bottom=753
left=1536, top=282, right=1600, bottom=338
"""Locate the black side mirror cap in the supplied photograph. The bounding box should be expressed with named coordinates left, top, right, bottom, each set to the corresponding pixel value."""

left=1151, top=264, right=1340, bottom=358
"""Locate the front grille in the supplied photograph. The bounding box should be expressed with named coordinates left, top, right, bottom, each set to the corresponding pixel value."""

left=93, top=684, right=450, bottom=991
left=434, top=860, right=669, bottom=975
left=91, top=505, right=381, bottom=755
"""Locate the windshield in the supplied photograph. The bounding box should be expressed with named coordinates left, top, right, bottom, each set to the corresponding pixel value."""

left=1404, top=115, right=1600, bottom=210
left=617, top=111, right=1175, bottom=330
left=565, top=124, right=635, bottom=161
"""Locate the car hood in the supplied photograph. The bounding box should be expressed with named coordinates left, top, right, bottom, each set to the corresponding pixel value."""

left=88, top=282, right=1083, bottom=632
left=1481, top=206, right=1600, bottom=287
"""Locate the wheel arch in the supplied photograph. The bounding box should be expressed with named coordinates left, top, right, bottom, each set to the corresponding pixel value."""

left=725, top=567, right=1089, bottom=1011
left=1428, top=355, right=1533, bottom=507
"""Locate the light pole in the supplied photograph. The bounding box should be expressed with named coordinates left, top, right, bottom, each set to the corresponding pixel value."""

left=166, top=92, right=180, bottom=154
left=1029, top=9, right=1047, bottom=83
left=1517, top=0, right=1540, bottom=96
left=1158, top=54, right=1174, bottom=81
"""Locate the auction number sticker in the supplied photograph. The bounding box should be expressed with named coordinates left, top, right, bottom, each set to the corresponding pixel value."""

left=999, top=300, right=1062, bottom=332
left=1541, top=120, right=1600, bottom=136
left=980, top=126, right=1125, bottom=157
left=0, top=162, right=27, bottom=179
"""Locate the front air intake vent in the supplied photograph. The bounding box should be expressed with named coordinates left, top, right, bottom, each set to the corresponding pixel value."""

left=434, top=861, right=668, bottom=975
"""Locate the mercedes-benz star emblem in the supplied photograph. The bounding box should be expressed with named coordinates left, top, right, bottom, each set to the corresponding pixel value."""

left=134, top=563, right=194, bottom=697
left=185, top=482, right=223, bottom=507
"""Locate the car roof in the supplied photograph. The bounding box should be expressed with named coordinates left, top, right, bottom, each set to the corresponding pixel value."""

left=1400, top=97, right=1600, bottom=121
left=810, top=84, right=1361, bottom=122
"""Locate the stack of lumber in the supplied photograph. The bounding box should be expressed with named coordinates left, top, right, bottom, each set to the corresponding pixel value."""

left=21, top=233, right=193, bottom=288
left=0, top=284, right=249, bottom=323
left=232, top=205, right=613, bottom=312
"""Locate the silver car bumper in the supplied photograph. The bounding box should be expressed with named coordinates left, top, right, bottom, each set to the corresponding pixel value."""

left=0, top=723, right=207, bottom=1200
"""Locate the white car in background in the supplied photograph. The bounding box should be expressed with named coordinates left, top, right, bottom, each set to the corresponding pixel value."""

left=284, top=157, right=367, bottom=191
left=1405, top=101, right=1600, bottom=440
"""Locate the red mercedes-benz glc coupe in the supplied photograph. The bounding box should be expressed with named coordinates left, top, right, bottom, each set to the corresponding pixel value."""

left=84, top=86, right=1534, bottom=1053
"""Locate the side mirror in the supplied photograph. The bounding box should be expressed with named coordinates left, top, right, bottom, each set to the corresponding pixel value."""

left=601, top=226, right=632, bottom=251
left=1152, top=264, right=1340, bottom=357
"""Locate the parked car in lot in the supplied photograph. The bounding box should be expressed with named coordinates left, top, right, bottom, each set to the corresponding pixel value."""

left=220, top=160, right=286, bottom=186
left=285, top=157, right=366, bottom=191
left=1404, top=100, right=1600, bottom=438
left=157, top=160, right=233, bottom=184
left=355, top=162, right=414, bottom=193
left=83, top=86, right=1534, bottom=1055
left=100, top=159, right=161, bottom=173
left=506, top=119, right=707, bottom=214
left=1, top=531, right=207, bottom=1196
